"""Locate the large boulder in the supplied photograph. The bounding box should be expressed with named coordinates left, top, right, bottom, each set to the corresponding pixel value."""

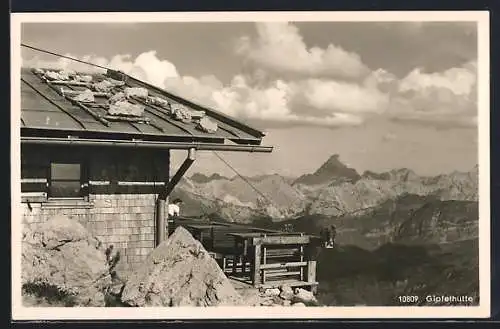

left=22, top=216, right=113, bottom=307
left=292, top=288, right=318, bottom=305
left=121, top=226, right=243, bottom=307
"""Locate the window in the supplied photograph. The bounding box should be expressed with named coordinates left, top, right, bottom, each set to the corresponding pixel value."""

left=49, top=162, right=85, bottom=198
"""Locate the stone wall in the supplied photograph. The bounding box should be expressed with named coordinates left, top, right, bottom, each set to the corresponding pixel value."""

left=20, top=144, right=170, bottom=275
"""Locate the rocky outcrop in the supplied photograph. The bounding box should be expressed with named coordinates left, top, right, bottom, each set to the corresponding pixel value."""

left=121, top=226, right=243, bottom=307
left=22, top=216, right=113, bottom=307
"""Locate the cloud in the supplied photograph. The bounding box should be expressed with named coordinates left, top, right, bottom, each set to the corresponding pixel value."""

left=236, top=22, right=369, bottom=80
left=398, top=61, right=476, bottom=96
left=291, top=78, right=389, bottom=116
left=382, top=133, right=397, bottom=142
left=21, top=22, right=477, bottom=129
left=22, top=50, right=179, bottom=88
left=164, top=74, right=370, bottom=127
left=388, top=60, right=477, bottom=126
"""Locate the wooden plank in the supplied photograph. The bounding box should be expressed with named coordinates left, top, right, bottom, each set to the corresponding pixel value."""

left=252, top=235, right=310, bottom=245
left=186, top=224, right=216, bottom=230
left=117, top=181, right=165, bottom=186
left=48, top=80, right=92, bottom=87
left=21, top=178, right=47, bottom=183
left=300, top=245, right=304, bottom=281
left=306, top=261, right=317, bottom=284
left=60, top=88, right=111, bottom=98
left=265, top=271, right=301, bottom=278
left=21, top=192, right=47, bottom=203
left=71, top=100, right=110, bottom=126
left=160, top=148, right=195, bottom=199
left=226, top=260, right=251, bottom=267
left=260, top=279, right=318, bottom=290
left=265, top=248, right=300, bottom=258
left=89, top=180, right=111, bottom=185
left=227, top=232, right=264, bottom=238
left=219, top=222, right=280, bottom=233
left=262, top=246, right=267, bottom=284
left=252, top=244, right=261, bottom=287
left=241, top=255, right=247, bottom=274
left=103, top=114, right=151, bottom=123
left=260, top=261, right=307, bottom=270
left=41, top=77, right=107, bottom=130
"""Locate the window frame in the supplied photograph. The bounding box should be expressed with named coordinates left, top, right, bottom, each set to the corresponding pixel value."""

left=47, top=157, right=89, bottom=200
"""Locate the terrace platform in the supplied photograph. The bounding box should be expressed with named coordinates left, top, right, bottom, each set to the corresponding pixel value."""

left=169, top=217, right=318, bottom=293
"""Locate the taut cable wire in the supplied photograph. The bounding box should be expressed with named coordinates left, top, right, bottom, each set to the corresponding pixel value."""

left=21, top=43, right=111, bottom=71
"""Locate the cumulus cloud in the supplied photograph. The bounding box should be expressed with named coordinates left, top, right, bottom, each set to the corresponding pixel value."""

left=398, top=61, right=476, bottom=96
left=236, top=22, right=369, bottom=80
left=164, top=73, right=369, bottom=127
left=291, top=78, right=389, bottom=116
left=388, top=60, right=477, bottom=126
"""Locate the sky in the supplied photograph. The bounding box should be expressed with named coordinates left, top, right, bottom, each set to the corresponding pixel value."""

left=20, top=21, right=479, bottom=178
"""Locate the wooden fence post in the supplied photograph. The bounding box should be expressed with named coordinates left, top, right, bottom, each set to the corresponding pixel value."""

left=252, top=243, right=261, bottom=287
left=306, top=260, right=317, bottom=294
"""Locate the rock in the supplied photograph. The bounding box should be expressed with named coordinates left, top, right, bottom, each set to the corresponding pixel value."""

left=60, top=69, right=76, bottom=78
left=197, top=117, right=218, bottom=133
left=292, top=302, right=306, bottom=307
left=237, top=288, right=261, bottom=306
left=72, top=89, right=95, bottom=103
left=171, top=105, right=192, bottom=123
left=109, top=92, right=126, bottom=103
left=44, top=70, right=64, bottom=81
left=121, top=226, right=242, bottom=307
left=260, top=299, right=274, bottom=306
left=108, top=101, right=145, bottom=117
left=264, top=288, right=280, bottom=297
left=92, top=78, right=125, bottom=92
left=147, top=96, right=170, bottom=108
left=21, top=216, right=112, bottom=307
left=283, top=300, right=292, bottom=306
left=292, top=288, right=317, bottom=304
left=75, top=74, right=93, bottom=83
left=279, top=285, right=294, bottom=300
left=124, top=87, right=148, bottom=99
left=92, top=80, right=114, bottom=92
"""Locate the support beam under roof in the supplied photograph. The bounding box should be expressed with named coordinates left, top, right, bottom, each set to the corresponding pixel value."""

left=156, top=148, right=196, bottom=246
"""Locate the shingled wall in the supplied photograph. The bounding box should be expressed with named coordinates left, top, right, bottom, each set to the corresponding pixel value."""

left=20, top=144, right=170, bottom=274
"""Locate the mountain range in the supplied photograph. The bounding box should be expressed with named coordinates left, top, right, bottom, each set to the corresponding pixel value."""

left=172, top=154, right=478, bottom=224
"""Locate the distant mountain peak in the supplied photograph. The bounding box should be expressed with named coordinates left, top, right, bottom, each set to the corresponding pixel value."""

left=362, top=167, right=419, bottom=182
left=293, top=154, right=361, bottom=186
left=189, top=172, right=228, bottom=184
